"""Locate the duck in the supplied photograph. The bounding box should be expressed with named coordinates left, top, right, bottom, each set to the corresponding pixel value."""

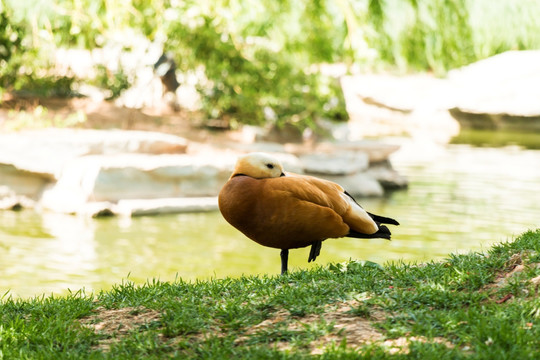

left=218, top=152, right=399, bottom=274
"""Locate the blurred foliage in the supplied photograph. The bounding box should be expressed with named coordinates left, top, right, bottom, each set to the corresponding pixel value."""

left=2, top=0, right=540, bottom=129
left=13, top=75, right=76, bottom=98
left=163, top=9, right=347, bottom=128
left=0, top=2, right=25, bottom=94
left=92, top=65, right=130, bottom=100
left=398, top=0, right=475, bottom=74
left=0, top=0, right=77, bottom=98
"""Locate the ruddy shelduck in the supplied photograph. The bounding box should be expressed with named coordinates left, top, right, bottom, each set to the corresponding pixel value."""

left=218, top=152, right=399, bottom=274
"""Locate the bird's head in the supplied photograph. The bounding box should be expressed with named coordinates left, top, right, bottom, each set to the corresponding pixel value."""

left=231, top=152, right=286, bottom=179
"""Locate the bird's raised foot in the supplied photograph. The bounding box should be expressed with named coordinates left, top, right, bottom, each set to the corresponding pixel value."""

left=280, top=249, right=289, bottom=275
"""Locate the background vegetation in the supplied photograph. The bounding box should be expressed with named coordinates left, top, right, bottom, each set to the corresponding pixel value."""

left=1, top=0, right=540, bottom=129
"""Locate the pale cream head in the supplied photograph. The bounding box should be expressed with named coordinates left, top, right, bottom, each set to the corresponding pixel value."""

left=231, top=152, right=286, bottom=179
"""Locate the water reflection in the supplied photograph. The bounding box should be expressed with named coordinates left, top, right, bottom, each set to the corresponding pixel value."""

left=451, top=129, right=540, bottom=149
left=0, top=212, right=98, bottom=297
left=1, top=142, right=539, bottom=298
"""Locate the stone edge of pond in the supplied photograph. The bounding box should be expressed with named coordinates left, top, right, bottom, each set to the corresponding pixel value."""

left=0, top=129, right=407, bottom=217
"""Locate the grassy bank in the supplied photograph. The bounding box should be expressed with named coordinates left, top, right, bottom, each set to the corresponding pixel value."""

left=1, top=229, right=540, bottom=358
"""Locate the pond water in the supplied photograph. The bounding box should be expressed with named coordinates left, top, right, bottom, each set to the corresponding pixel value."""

left=1, top=131, right=540, bottom=298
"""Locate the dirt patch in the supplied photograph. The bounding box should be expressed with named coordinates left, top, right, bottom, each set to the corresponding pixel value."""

left=382, top=336, right=455, bottom=355
left=307, top=301, right=386, bottom=354
left=308, top=304, right=386, bottom=354
left=481, top=252, right=540, bottom=303
left=236, top=300, right=464, bottom=355
left=80, top=306, right=162, bottom=351
left=236, top=300, right=387, bottom=354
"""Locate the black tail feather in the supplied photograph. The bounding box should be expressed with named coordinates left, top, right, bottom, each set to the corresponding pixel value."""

left=367, top=212, right=400, bottom=226
left=347, top=224, right=392, bottom=240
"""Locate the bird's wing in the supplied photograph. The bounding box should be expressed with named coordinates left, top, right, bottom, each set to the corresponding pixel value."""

left=269, top=174, right=378, bottom=235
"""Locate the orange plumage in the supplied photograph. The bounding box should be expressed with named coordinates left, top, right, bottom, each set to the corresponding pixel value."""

left=218, top=152, right=399, bottom=274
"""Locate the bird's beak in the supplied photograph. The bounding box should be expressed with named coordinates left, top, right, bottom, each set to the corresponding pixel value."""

left=280, top=172, right=286, bottom=177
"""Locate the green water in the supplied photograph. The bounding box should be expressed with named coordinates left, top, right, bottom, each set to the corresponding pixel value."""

left=451, top=129, right=540, bottom=150
left=1, top=138, right=540, bottom=298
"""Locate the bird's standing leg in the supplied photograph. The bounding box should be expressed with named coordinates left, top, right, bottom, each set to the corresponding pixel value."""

left=280, top=249, right=289, bottom=275
left=308, top=240, right=322, bottom=263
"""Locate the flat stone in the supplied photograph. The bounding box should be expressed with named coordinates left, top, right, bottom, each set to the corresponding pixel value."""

left=341, top=73, right=456, bottom=113
left=365, top=164, right=408, bottom=189
left=115, top=197, right=218, bottom=216
left=0, top=129, right=188, bottom=176
left=299, top=152, right=369, bottom=175
left=91, top=153, right=235, bottom=202
left=38, top=152, right=236, bottom=213
left=316, top=141, right=401, bottom=163
left=320, top=173, right=384, bottom=197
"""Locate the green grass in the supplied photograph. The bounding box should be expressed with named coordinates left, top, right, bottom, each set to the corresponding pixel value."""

left=1, top=229, right=540, bottom=359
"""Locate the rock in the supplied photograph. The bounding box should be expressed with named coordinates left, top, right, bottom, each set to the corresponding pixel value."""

left=0, top=128, right=187, bottom=163
left=0, top=164, right=53, bottom=199
left=224, top=140, right=287, bottom=154
left=82, top=202, right=117, bottom=217
left=0, top=129, right=190, bottom=210
left=39, top=152, right=236, bottom=213
left=299, top=152, right=369, bottom=175
left=0, top=128, right=404, bottom=216
left=115, top=197, right=218, bottom=216
left=0, top=186, right=35, bottom=210
left=0, top=186, right=18, bottom=210
left=340, top=74, right=459, bottom=140
left=320, top=173, right=384, bottom=197
left=92, top=153, right=234, bottom=202
left=342, top=73, right=456, bottom=113
left=0, top=128, right=188, bottom=182
left=447, top=50, right=540, bottom=130
left=365, top=163, right=408, bottom=190
left=269, top=153, right=304, bottom=174
left=316, top=141, right=401, bottom=163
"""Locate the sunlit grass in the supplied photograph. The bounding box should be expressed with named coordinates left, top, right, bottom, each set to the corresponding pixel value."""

left=1, top=229, right=539, bottom=358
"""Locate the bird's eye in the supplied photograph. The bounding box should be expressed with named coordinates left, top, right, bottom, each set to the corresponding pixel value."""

left=266, top=163, right=274, bottom=169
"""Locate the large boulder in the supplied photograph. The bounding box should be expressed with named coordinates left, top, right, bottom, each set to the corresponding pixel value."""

left=340, top=74, right=459, bottom=140
left=340, top=50, right=540, bottom=136
left=448, top=50, right=540, bottom=130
